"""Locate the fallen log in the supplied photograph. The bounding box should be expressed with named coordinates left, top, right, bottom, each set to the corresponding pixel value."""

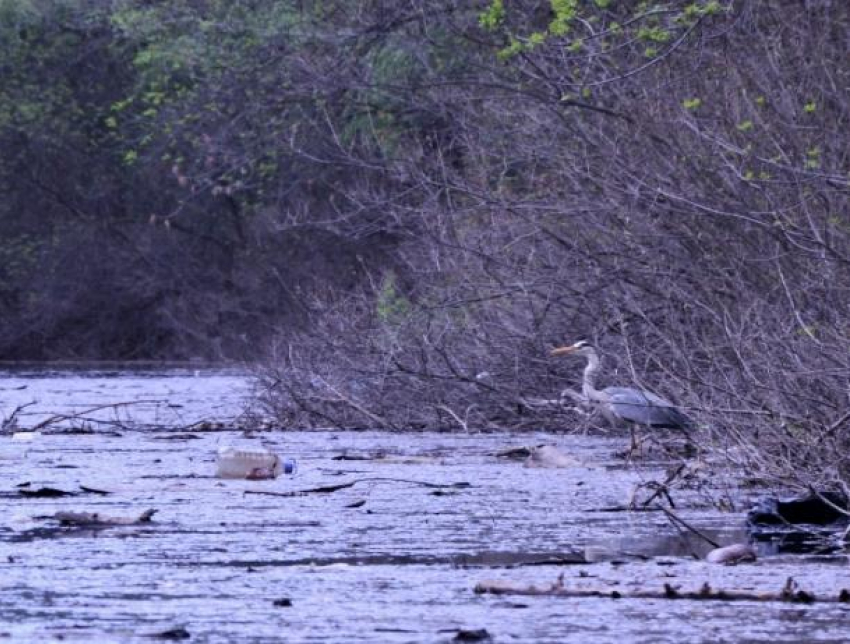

left=474, top=576, right=850, bottom=604
left=53, top=508, right=157, bottom=527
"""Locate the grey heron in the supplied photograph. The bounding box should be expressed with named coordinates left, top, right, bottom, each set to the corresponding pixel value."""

left=550, top=340, right=693, bottom=442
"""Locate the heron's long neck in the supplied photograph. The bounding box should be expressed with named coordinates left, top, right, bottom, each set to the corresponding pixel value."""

left=582, top=351, right=604, bottom=401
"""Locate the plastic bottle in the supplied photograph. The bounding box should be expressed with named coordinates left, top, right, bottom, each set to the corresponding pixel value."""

left=215, top=446, right=295, bottom=479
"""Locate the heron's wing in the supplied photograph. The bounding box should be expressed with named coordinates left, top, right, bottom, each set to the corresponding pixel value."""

left=604, top=387, right=692, bottom=430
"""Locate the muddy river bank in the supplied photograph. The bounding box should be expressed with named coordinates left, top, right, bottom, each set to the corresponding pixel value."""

left=2, top=368, right=849, bottom=643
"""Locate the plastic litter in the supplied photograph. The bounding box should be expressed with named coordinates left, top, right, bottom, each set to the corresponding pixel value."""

left=11, top=432, right=41, bottom=441
left=215, top=446, right=295, bottom=479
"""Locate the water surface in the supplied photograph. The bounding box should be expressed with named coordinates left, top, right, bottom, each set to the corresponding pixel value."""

left=2, top=369, right=849, bottom=643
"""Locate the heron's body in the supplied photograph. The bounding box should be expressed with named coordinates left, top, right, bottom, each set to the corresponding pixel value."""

left=591, top=386, right=692, bottom=430
left=552, top=340, right=692, bottom=434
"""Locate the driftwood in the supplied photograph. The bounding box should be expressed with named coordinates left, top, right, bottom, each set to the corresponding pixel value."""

left=494, top=445, right=537, bottom=459
left=245, top=477, right=471, bottom=498
left=19, top=487, right=77, bottom=498
left=475, top=576, right=850, bottom=604
left=28, top=400, right=167, bottom=432
left=53, top=508, right=157, bottom=527
left=17, top=484, right=111, bottom=498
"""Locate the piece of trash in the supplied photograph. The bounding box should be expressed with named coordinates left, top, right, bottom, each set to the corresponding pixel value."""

left=11, top=432, right=41, bottom=441
left=524, top=445, right=580, bottom=469
left=345, top=499, right=366, bottom=509
left=216, top=446, right=295, bottom=479
left=706, top=543, right=757, bottom=565
left=272, top=598, right=293, bottom=607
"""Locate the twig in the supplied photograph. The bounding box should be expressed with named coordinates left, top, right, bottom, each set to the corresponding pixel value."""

left=437, top=404, right=470, bottom=432
left=28, top=400, right=169, bottom=431
left=1, top=402, right=36, bottom=432
left=244, top=477, right=471, bottom=498
left=658, top=506, right=720, bottom=549
left=588, top=506, right=666, bottom=513
left=824, top=410, right=850, bottom=437
left=639, top=463, right=686, bottom=508
left=316, top=377, right=396, bottom=430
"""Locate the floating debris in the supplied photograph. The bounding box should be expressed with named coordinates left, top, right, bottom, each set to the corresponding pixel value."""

left=11, top=432, right=41, bottom=441
left=474, top=575, right=848, bottom=603
left=748, top=492, right=848, bottom=526
left=51, top=508, right=157, bottom=527
left=18, top=486, right=77, bottom=498
left=216, top=446, right=294, bottom=479
left=523, top=445, right=581, bottom=469
left=705, top=543, right=757, bottom=565
left=453, top=628, right=491, bottom=642
left=146, top=626, right=191, bottom=640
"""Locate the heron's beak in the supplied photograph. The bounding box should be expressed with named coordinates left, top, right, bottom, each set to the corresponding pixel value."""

left=550, top=345, right=577, bottom=357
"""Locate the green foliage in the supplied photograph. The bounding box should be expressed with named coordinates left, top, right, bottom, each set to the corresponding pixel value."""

left=684, top=1, right=726, bottom=19
left=479, top=0, right=504, bottom=31
left=805, top=146, right=821, bottom=169
left=638, top=26, right=672, bottom=43
left=377, top=273, right=410, bottom=325
left=497, top=37, right=524, bottom=61
left=549, top=0, right=578, bottom=36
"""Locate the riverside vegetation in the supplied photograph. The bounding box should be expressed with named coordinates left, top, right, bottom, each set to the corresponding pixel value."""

left=1, top=1, right=848, bottom=494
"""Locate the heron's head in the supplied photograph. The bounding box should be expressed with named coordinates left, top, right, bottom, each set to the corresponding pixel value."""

left=550, top=340, right=596, bottom=358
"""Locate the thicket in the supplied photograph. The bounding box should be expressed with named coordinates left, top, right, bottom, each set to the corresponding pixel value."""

left=1, top=2, right=848, bottom=490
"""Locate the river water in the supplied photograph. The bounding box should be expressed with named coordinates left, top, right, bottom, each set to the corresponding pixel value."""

left=1, top=367, right=849, bottom=643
